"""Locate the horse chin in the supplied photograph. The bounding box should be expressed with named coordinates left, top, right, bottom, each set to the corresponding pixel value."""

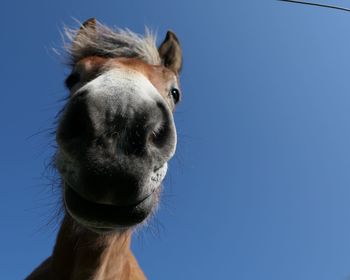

left=63, top=183, right=159, bottom=233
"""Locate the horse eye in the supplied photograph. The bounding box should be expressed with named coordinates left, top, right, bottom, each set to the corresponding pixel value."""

left=170, top=88, right=181, bottom=104
left=65, top=72, right=80, bottom=89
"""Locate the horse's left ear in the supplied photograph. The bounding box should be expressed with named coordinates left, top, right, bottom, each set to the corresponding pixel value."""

left=158, top=31, right=182, bottom=74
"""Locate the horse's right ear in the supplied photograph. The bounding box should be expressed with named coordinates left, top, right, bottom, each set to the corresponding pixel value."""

left=72, top=18, right=97, bottom=46
left=81, top=18, right=97, bottom=29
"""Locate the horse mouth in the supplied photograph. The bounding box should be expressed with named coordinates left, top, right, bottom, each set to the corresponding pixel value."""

left=64, top=183, right=158, bottom=231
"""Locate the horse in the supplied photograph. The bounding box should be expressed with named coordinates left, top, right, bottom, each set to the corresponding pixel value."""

left=26, top=18, right=183, bottom=280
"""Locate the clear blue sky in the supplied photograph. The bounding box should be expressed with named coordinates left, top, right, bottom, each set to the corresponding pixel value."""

left=2, top=0, right=350, bottom=279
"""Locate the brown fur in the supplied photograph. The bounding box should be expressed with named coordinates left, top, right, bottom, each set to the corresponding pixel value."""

left=26, top=217, right=146, bottom=280
left=71, top=56, right=179, bottom=106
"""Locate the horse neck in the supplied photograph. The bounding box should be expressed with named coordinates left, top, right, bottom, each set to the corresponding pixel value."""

left=50, top=215, right=146, bottom=280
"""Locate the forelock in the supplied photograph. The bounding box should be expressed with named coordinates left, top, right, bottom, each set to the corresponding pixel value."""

left=64, top=21, right=161, bottom=66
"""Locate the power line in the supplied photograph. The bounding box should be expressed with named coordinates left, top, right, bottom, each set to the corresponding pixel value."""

left=277, top=0, right=350, bottom=13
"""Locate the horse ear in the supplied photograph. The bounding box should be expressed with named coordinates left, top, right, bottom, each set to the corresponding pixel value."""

left=81, top=18, right=97, bottom=30
left=158, top=31, right=182, bottom=74
left=72, top=18, right=97, bottom=46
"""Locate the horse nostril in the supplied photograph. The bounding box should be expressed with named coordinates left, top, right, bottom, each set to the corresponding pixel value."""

left=149, top=122, right=170, bottom=149
left=57, top=91, right=93, bottom=151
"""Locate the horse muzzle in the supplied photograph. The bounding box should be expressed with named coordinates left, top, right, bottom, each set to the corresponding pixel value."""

left=55, top=69, right=176, bottom=230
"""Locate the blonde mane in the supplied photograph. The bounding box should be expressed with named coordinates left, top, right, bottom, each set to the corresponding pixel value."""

left=64, top=21, right=161, bottom=65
